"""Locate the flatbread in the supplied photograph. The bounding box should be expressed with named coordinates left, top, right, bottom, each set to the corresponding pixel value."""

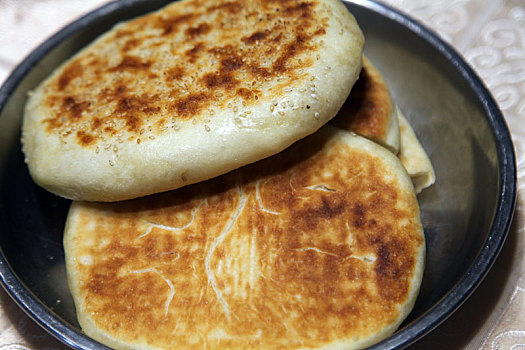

left=330, top=57, right=435, bottom=193
left=397, top=110, right=436, bottom=194
left=22, top=0, right=364, bottom=202
left=330, top=57, right=399, bottom=153
left=64, top=127, right=425, bottom=350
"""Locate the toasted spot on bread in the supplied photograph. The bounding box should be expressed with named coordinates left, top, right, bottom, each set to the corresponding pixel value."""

left=57, top=59, right=83, bottom=91
left=110, top=55, right=152, bottom=71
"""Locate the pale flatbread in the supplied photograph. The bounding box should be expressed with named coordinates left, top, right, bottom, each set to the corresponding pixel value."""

left=397, top=110, right=436, bottom=194
left=22, top=0, right=364, bottom=202
left=64, top=127, right=425, bottom=350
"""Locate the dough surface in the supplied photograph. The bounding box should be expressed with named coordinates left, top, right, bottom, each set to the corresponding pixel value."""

left=22, top=0, right=364, bottom=202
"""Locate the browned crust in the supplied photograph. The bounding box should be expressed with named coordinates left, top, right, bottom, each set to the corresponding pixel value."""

left=40, top=0, right=330, bottom=148
left=68, top=131, right=423, bottom=349
left=330, top=58, right=393, bottom=140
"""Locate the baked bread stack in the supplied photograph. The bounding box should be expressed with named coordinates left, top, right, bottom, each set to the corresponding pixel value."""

left=21, top=0, right=434, bottom=348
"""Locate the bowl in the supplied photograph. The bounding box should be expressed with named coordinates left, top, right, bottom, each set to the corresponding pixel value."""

left=0, top=0, right=516, bottom=349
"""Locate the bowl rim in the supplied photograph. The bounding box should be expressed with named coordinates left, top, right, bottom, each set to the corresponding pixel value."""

left=353, top=0, right=517, bottom=348
left=0, top=0, right=517, bottom=349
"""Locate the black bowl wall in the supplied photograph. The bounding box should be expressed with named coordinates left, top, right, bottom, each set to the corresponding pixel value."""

left=0, top=0, right=516, bottom=349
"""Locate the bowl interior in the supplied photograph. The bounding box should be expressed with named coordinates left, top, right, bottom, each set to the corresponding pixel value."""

left=0, top=0, right=513, bottom=349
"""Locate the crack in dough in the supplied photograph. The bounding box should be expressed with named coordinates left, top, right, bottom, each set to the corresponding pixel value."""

left=131, top=268, right=176, bottom=317
left=205, top=181, right=247, bottom=318
left=255, top=178, right=280, bottom=215
left=294, top=247, right=339, bottom=257
left=138, top=200, right=206, bottom=239
left=304, top=184, right=337, bottom=192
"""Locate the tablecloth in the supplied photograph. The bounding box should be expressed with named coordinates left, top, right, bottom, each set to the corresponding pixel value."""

left=0, top=0, right=523, bottom=349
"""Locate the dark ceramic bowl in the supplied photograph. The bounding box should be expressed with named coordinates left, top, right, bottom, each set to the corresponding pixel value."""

left=0, top=0, right=516, bottom=349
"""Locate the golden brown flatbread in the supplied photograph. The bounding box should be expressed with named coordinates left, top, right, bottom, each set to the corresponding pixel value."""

left=64, top=127, right=425, bottom=350
left=21, top=0, right=364, bottom=202
left=330, top=57, right=399, bottom=153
